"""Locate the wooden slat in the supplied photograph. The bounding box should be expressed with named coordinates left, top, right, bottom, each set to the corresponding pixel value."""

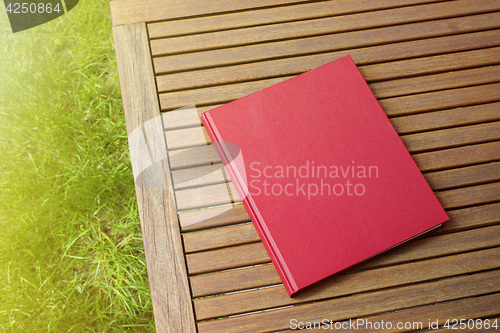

left=172, top=163, right=231, bottom=190
left=381, top=82, right=500, bottom=116
left=181, top=162, right=500, bottom=255
left=148, top=0, right=444, bottom=39
left=159, top=59, right=500, bottom=111
left=160, top=44, right=500, bottom=125
left=154, top=12, right=500, bottom=74
left=182, top=161, right=500, bottom=254
left=165, top=127, right=211, bottom=150
left=179, top=203, right=250, bottom=231
left=194, top=246, right=500, bottom=320
left=175, top=158, right=500, bottom=194
left=184, top=194, right=500, bottom=256
left=183, top=222, right=259, bottom=253
left=186, top=222, right=500, bottom=276
left=171, top=147, right=500, bottom=194
left=197, top=270, right=500, bottom=332
left=187, top=242, right=269, bottom=275
left=175, top=182, right=239, bottom=211
left=401, top=121, right=500, bottom=153
left=436, top=181, right=500, bottom=210
left=170, top=124, right=500, bottom=171
left=110, top=0, right=307, bottom=26
left=151, top=0, right=499, bottom=55
left=414, top=141, right=500, bottom=172
left=190, top=202, right=500, bottom=296
left=157, top=31, right=500, bottom=91
left=176, top=142, right=500, bottom=232
left=165, top=111, right=500, bottom=152
left=174, top=135, right=500, bottom=210
left=112, top=22, right=196, bottom=332
left=391, top=101, right=500, bottom=134
left=425, top=162, right=500, bottom=190
left=162, top=105, right=203, bottom=130
left=372, top=65, right=500, bottom=99
left=191, top=262, right=278, bottom=297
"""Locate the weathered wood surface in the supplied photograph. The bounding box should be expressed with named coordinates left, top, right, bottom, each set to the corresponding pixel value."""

left=111, top=0, right=500, bottom=331
left=112, top=22, right=196, bottom=333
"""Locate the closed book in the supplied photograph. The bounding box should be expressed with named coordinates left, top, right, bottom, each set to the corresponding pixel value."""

left=200, top=55, right=449, bottom=296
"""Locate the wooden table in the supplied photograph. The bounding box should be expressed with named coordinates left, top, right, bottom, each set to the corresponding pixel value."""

left=110, top=0, right=500, bottom=331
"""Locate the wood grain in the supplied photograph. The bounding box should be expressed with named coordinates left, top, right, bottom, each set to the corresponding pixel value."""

left=180, top=157, right=500, bottom=251
left=153, top=12, right=500, bottom=75
left=175, top=141, right=500, bottom=232
left=173, top=136, right=499, bottom=211
left=157, top=31, right=500, bottom=91
left=390, top=101, right=500, bottom=135
left=191, top=203, right=500, bottom=297
left=160, top=64, right=500, bottom=110
left=186, top=222, right=500, bottom=276
left=183, top=222, right=259, bottom=253
left=413, top=141, right=500, bottom=172
left=112, top=23, right=196, bottom=332
left=194, top=247, right=500, bottom=320
left=183, top=198, right=500, bottom=255
left=197, top=270, right=500, bottom=332
left=150, top=0, right=499, bottom=55
left=179, top=203, right=250, bottom=232
left=165, top=109, right=500, bottom=153
left=148, top=0, right=444, bottom=39
left=168, top=119, right=500, bottom=191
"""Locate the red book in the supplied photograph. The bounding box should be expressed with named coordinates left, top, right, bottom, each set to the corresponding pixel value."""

left=201, top=55, right=449, bottom=296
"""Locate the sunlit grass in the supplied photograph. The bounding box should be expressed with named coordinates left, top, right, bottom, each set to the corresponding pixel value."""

left=0, top=1, right=154, bottom=331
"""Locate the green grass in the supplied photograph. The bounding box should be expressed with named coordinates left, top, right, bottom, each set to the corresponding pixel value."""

left=0, top=1, right=154, bottom=331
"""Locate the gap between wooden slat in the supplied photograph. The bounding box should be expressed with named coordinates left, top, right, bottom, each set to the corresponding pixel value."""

left=161, top=78, right=500, bottom=116
left=176, top=141, right=500, bottom=232
left=160, top=64, right=500, bottom=111
left=182, top=160, right=500, bottom=253
left=147, top=0, right=446, bottom=39
left=172, top=151, right=500, bottom=193
left=193, top=247, right=500, bottom=320
left=180, top=161, right=500, bottom=255
left=189, top=202, right=500, bottom=297
left=196, top=270, right=500, bottom=332
left=150, top=0, right=496, bottom=56
left=328, top=293, right=500, bottom=333
left=185, top=203, right=500, bottom=275
left=164, top=96, right=500, bottom=152
left=153, top=12, right=500, bottom=75
left=174, top=126, right=500, bottom=212
left=158, top=44, right=500, bottom=93
left=165, top=96, right=500, bottom=152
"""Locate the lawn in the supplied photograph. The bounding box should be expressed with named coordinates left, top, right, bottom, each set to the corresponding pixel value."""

left=0, top=1, right=154, bottom=331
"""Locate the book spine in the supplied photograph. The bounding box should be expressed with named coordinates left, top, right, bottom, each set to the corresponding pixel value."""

left=201, top=111, right=298, bottom=295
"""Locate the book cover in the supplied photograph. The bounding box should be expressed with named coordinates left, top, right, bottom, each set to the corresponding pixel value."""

left=200, top=55, right=449, bottom=296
